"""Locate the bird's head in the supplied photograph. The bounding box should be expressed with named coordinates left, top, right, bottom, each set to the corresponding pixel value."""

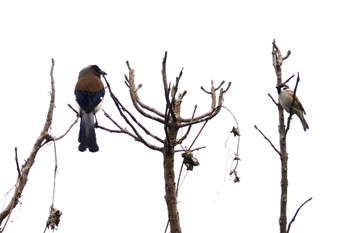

left=79, top=65, right=107, bottom=78
left=276, top=83, right=289, bottom=94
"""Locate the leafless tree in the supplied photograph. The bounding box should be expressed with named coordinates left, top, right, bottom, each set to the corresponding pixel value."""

left=255, top=40, right=312, bottom=233
left=99, top=52, right=233, bottom=232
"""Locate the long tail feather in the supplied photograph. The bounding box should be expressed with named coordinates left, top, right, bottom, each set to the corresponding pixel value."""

left=297, top=112, right=309, bottom=131
left=78, top=112, right=99, bottom=152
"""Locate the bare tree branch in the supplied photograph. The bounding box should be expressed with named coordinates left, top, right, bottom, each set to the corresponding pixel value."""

left=102, top=75, right=163, bottom=151
left=174, top=146, right=206, bottom=153
left=14, top=147, right=21, bottom=178
left=0, top=58, right=56, bottom=230
left=268, top=93, right=279, bottom=106
left=284, top=73, right=300, bottom=137
left=283, top=74, right=295, bottom=86
left=101, top=109, right=163, bottom=147
left=176, top=105, right=197, bottom=145
left=254, top=125, right=281, bottom=156
left=180, top=81, right=231, bottom=125
left=163, top=52, right=178, bottom=128
left=287, top=197, right=312, bottom=233
left=68, top=103, right=79, bottom=116
left=54, top=115, right=79, bottom=141
left=125, top=61, right=165, bottom=121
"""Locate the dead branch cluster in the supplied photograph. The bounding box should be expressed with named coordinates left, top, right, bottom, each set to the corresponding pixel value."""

left=1, top=52, right=235, bottom=233
left=100, top=51, right=231, bottom=155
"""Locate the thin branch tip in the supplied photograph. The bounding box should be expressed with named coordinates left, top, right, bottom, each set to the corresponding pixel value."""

left=126, top=60, right=131, bottom=70
left=163, top=51, right=168, bottom=64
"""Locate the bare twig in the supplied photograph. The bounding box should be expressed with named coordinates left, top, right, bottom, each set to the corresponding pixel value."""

left=125, top=61, right=165, bottom=120
left=180, top=81, right=230, bottom=125
left=283, top=74, right=295, bottom=86
left=180, top=106, right=221, bottom=127
left=254, top=125, right=281, bottom=156
left=100, top=109, right=163, bottom=147
left=177, top=105, right=197, bottom=145
left=283, top=50, right=291, bottom=60
left=102, top=73, right=162, bottom=151
left=287, top=197, right=312, bottom=233
left=174, top=146, right=206, bottom=153
left=14, top=147, right=21, bottom=178
left=284, top=73, right=300, bottom=137
left=54, top=115, right=79, bottom=141
left=189, top=120, right=208, bottom=150
left=68, top=103, right=79, bottom=116
left=268, top=93, right=279, bottom=106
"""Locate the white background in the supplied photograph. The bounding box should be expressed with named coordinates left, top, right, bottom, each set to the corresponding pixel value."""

left=0, top=1, right=348, bottom=232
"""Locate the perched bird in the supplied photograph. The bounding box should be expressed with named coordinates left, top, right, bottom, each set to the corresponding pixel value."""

left=278, top=84, right=309, bottom=131
left=74, top=65, right=106, bottom=152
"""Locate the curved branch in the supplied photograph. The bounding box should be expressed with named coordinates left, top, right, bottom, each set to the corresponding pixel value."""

left=287, top=197, right=312, bottom=233
left=100, top=109, right=163, bottom=151
left=54, top=115, right=79, bottom=141
left=177, top=105, right=197, bottom=145
left=102, top=75, right=163, bottom=151
left=180, top=81, right=230, bottom=124
left=254, top=125, right=281, bottom=156
left=125, top=62, right=165, bottom=122
left=180, top=106, right=221, bottom=128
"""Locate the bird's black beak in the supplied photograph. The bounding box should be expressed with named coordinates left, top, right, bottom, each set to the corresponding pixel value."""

left=276, top=83, right=283, bottom=94
left=100, top=70, right=107, bottom=76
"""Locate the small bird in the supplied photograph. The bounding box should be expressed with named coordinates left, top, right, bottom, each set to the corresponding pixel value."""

left=278, top=84, right=309, bottom=131
left=74, top=65, right=106, bottom=152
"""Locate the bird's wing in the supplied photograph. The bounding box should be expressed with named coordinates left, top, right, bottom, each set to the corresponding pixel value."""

left=75, top=75, right=105, bottom=113
left=287, top=89, right=306, bottom=115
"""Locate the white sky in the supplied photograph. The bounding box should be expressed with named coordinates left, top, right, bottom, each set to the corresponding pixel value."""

left=0, top=1, right=349, bottom=232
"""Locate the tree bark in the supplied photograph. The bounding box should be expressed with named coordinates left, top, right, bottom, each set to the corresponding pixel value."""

left=163, top=116, right=181, bottom=233
left=163, top=147, right=181, bottom=233
left=272, top=40, right=289, bottom=233
left=278, top=105, right=288, bottom=233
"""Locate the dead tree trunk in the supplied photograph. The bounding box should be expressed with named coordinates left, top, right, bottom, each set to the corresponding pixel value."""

left=272, top=40, right=289, bottom=233
left=100, top=52, right=231, bottom=232
left=256, top=40, right=311, bottom=233
left=163, top=142, right=180, bottom=232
